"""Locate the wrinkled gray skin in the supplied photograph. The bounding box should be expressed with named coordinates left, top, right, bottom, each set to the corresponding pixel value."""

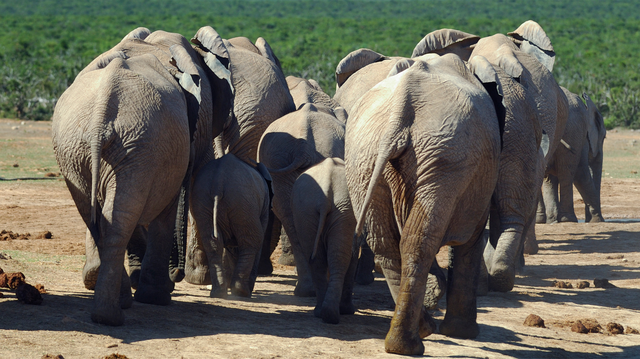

left=414, top=23, right=569, bottom=292
left=539, top=88, right=606, bottom=224
left=291, top=158, right=357, bottom=324
left=52, top=27, right=232, bottom=326
left=184, top=32, right=296, bottom=285
left=345, top=54, right=501, bottom=355
left=190, top=154, right=269, bottom=298
left=258, top=103, right=346, bottom=297
left=286, top=76, right=341, bottom=110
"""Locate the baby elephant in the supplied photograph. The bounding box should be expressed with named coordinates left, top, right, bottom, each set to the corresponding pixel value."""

left=291, top=158, right=358, bottom=323
left=191, top=154, right=270, bottom=298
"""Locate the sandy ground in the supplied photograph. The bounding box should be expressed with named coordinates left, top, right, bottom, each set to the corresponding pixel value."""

left=1, top=120, right=640, bottom=358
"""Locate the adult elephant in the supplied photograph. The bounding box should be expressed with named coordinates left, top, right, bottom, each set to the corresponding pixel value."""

left=541, top=88, right=606, bottom=223
left=413, top=21, right=569, bottom=292
left=258, top=103, right=347, bottom=296
left=184, top=30, right=296, bottom=285
left=345, top=54, right=502, bottom=355
left=52, top=27, right=233, bottom=325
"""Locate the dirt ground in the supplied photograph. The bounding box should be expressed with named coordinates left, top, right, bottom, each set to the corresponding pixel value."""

left=1, top=120, right=640, bottom=358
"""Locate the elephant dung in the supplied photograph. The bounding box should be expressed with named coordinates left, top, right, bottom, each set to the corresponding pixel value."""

left=0, top=272, right=26, bottom=289
left=625, top=326, right=640, bottom=334
left=523, top=314, right=546, bottom=328
left=575, top=281, right=590, bottom=289
left=606, top=322, right=624, bottom=335
left=553, top=280, right=573, bottom=289
left=594, top=278, right=616, bottom=288
left=16, top=283, right=43, bottom=305
left=571, top=319, right=602, bottom=334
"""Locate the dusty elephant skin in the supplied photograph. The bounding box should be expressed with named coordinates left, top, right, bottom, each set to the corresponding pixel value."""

left=190, top=154, right=270, bottom=298
left=258, top=103, right=347, bottom=297
left=344, top=54, right=501, bottom=355
left=291, top=158, right=358, bottom=324
left=542, top=88, right=606, bottom=224
left=51, top=26, right=233, bottom=326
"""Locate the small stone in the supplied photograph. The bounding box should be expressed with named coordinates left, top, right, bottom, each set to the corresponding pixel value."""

left=106, top=343, right=118, bottom=348
left=625, top=326, right=639, bottom=334
left=553, top=280, right=573, bottom=289
left=575, top=281, right=590, bottom=289
left=44, top=172, right=58, bottom=177
left=12, top=163, right=19, bottom=167
left=571, top=321, right=589, bottom=334
left=16, top=283, right=43, bottom=305
left=523, top=314, right=546, bottom=328
left=605, top=254, right=624, bottom=259
left=35, top=231, right=52, bottom=239
left=594, top=278, right=615, bottom=288
left=41, top=355, right=65, bottom=359
left=606, top=322, right=624, bottom=334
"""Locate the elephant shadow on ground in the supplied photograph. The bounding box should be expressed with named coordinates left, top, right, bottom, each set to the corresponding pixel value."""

left=428, top=324, right=640, bottom=358
left=0, top=274, right=394, bottom=344
left=536, top=229, right=640, bottom=255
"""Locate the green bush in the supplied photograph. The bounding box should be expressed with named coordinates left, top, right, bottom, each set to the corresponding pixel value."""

left=0, top=1, right=638, bottom=127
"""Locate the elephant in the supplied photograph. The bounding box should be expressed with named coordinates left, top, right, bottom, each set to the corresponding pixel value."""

left=291, top=157, right=357, bottom=323
left=540, top=88, right=606, bottom=224
left=286, top=75, right=341, bottom=110
left=258, top=102, right=347, bottom=296
left=344, top=54, right=502, bottom=355
left=51, top=27, right=233, bottom=325
left=190, top=153, right=270, bottom=298
left=412, top=21, right=569, bottom=292
left=184, top=30, right=296, bottom=285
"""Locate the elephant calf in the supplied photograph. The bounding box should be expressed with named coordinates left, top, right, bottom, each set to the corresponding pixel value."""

left=291, top=158, right=358, bottom=324
left=190, top=154, right=270, bottom=298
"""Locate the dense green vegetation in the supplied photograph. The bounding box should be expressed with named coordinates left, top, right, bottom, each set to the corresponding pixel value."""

left=1, top=0, right=639, bottom=128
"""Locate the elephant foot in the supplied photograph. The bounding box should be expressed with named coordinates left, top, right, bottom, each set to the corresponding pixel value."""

left=535, top=212, right=546, bottom=224
left=339, top=299, right=355, bottom=315
left=523, top=237, right=539, bottom=255
left=424, top=272, right=446, bottom=310
left=209, top=285, right=228, bottom=299
left=320, top=305, right=340, bottom=324
left=184, top=267, right=211, bottom=285
left=231, top=281, right=252, bottom=298
left=355, top=269, right=374, bottom=285
left=589, top=215, right=605, bottom=223
left=169, top=267, right=185, bottom=283
left=134, top=283, right=171, bottom=306
left=384, top=326, right=424, bottom=355
left=419, top=309, right=436, bottom=338
left=277, top=251, right=296, bottom=266
left=294, top=281, right=316, bottom=297
left=558, top=213, right=578, bottom=223
left=129, top=267, right=141, bottom=290
left=488, top=267, right=515, bottom=292
left=439, top=315, right=479, bottom=339
left=257, top=257, right=273, bottom=276
left=91, top=304, right=124, bottom=326
left=83, top=264, right=100, bottom=291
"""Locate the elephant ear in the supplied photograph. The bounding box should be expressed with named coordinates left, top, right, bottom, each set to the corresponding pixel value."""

left=77, top=50, right=129, bottom=78
left=170, top=44, right=202, bottom=141
left=387, top=58, right=415, bottom=77
left=122, top=27, right=151, bottom=41
left=469, top=56, right=506, bottom=146
left=332, top=106, right=348, bottom=124
left=508, top=20, right=555, bottom=72
left=191, top=26, right=234, bottom=94
left=411, top=29, right=480, bottom=60
left=255, top=37, right=283, bottom=70
left=335, top=48, right=386, bottom=88
left=495, top=45, right=524, bottom=81
left=583, top=92, right=606, bottom=158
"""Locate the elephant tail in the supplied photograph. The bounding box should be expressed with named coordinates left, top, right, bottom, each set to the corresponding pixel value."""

left=310, top=201, right=330, bottom=261
left=354, top=123, right=409, bottom=237
left=212, top=194, right=220, bottom=240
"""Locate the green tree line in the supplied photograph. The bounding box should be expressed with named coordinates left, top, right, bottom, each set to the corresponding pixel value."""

left=1, top=0, right=638, bottom=128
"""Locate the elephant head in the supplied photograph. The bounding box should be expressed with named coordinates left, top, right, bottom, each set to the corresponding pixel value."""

left=286, top=75, right=340, bottom=110
left=508, top=20, right=556, bottom=73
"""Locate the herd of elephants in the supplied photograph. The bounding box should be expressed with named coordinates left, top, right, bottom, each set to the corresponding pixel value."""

left=50, top=19, right=606, bottom=355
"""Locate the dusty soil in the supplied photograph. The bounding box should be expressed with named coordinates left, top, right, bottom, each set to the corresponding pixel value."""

left=1, top=121, right=640, bottom=358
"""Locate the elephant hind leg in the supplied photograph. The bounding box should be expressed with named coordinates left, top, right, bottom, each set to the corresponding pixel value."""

left=439, top=211, right=487, bottom=339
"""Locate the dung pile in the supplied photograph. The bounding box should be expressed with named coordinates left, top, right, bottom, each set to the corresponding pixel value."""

left=0, top=265, right=46, bottom=304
